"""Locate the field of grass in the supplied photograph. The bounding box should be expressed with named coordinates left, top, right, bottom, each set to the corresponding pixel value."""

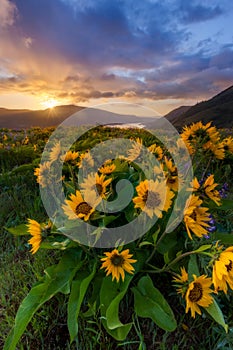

left=1, top=125, right=233, bottom=350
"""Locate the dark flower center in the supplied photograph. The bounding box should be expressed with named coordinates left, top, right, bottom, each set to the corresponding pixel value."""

left=194, top=129, right=208, bottom=139
left=167, top=177, right=177, bottom=184
left=170, top=170, right=178, bottom=176
left=110, top=253, right=124, bottom=266
left=226, top=260, right=233, bottom=272
left=143, top=190, right=161, bottom=208
left=191, top=211, right=197, bottom=221
left=187, top=134, right=194, bottom=141
left=96, top=183, right=103, bottom=195
left=189, top=282, right=203, bottom=302
left=75, top=202, right=92, bottom=216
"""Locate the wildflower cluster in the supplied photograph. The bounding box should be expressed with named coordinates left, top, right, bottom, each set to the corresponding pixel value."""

left=5, top=121, right=233, bottom=349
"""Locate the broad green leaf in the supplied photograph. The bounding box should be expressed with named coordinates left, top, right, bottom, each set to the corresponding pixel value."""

left=213, top=232, right=233, bottom=245
left=4, top=249, right=83, bottom=350
left=84, top=273, right=103, bottom=312
left=106, top=277, right=132, bottom=330
left=100, top=250, right=147, bottom=341
left=156, top=231, right=177, bottom=254
left=5, top=224, right=29, bottom=236
left=205, top=298, right=228, bottom=333
left=100, top=274, right=132, bottom=340
left=188, top=254, right=199, bottom=281
left=68, top=262, right=96, bottom=343
left=132, top=275, right=177, bottom=332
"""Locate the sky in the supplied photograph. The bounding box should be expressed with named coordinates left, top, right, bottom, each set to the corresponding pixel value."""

left=0, top=0, right=233, bottom=115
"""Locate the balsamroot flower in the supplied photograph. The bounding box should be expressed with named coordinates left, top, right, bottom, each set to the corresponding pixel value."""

left=222, top=136, right=233, bottom=154
left=80, top=172, right=112, bottom=199
left=98, top=162, right=116, bottom=175
left=212, top=246, right=233, bottom=294
left=133, top=179, right=174, bottom=219
left=49, top=142, right=62, bottom=162
left=190, top=175, right=221, bottom=206
left=185, top=275, right=213, bottom=318
left=34, top=161, right=51, bottom=188
left=181, top=121, right=223, bottom=158
left=163, top=157, right=179, bottom=192
left=127, top=138, right=143, bottom=161
left=148, top=143, right=163, bottom=160
left=173, top=267, right=189, bottom=297
left=100, top=249, right=137, bottom=282
left=61, top=150, right=79, bottom=163
left=62, top=190, right=100, bottom=221
left=27, top=219, right=42, bottom=254
left=183, top=195, right=210, bottom=239
left=173, top=268, right=214, bottom=318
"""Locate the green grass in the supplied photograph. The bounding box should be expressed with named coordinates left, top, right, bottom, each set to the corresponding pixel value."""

left=1, top=126, right=233, bottom=349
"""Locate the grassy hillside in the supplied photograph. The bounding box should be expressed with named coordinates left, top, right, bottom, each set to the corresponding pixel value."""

left=165, top=85, right=233, bottom=128
left=1, top=124, right=233, bottom=349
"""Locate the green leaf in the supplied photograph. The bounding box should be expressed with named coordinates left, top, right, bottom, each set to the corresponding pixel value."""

left=113, top=158, right=130, bottom=173
left=132, top=275, right=177, bottom=331
left=188, top=254, right=199, bottom=281
left=164, top=251, right=170, bottom=264
left=40, top=237, right=76, bottom=250
left=4, top=249, right=83, bottom=350
left=11, top=163, right=35, bottom=175
left=90, top=227, right=104, bottom=246
left=100, top=274, right=132, bottom=340
left=84, top=273, right=103, bottom=313
left=193, top=244, right=212, bottom=253
left=100, top=249, right=147, bottom=341
left=156, top=231, right=177, bottom=254
left=106, top=277, right=132, bottom=331
left=125, top=205, right=137, bottom=222
left=103, top=215, right=119, bottom=226
left=152, top=228, right=160, bottom=244
left=139, top=241, right=154, bottom=248
left=68, top=262, right=96, bottom=343
left=205, top=298, right=228, bottom=333
left=213, top=232, right=233, bottom=245
left=211, top=199, right=233, bottom=211
left=5, top=224, right=29, bottom=236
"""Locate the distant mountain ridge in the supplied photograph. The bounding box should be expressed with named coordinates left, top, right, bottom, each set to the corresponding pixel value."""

left=0, top=105, right=84, bottom=129
left=164, top=85, right=233, bottom=129
left=0, top=85, right=233, bottom=129
left=0, top=104, right=157, bottom=129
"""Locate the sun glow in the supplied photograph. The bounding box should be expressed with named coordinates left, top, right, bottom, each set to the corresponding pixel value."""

left=41, top=98, right=60, bottom=109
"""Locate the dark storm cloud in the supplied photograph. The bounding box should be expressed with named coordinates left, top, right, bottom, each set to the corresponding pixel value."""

left=13, top=0, right=187, bottom=69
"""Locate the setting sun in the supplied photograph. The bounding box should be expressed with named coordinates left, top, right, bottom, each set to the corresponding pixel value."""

left=41, top=98, right=59, bottom=109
